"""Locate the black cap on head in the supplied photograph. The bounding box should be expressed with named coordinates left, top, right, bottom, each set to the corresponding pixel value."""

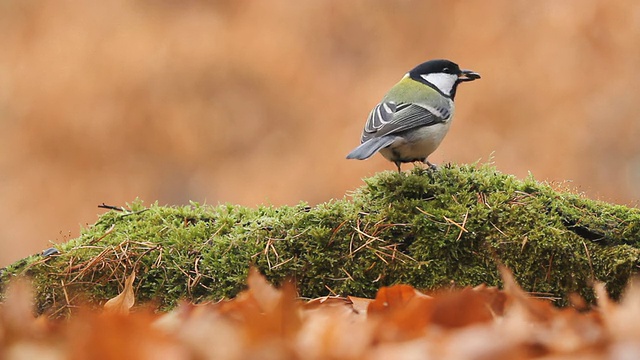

left=408, top=59, right=461, bottom=77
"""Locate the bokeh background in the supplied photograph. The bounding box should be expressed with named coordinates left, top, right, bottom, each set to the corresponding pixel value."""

left=1, top=0, right=639, bottom=267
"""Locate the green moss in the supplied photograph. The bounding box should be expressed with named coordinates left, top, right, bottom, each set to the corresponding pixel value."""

left=2, top=164, right=640, bottom=315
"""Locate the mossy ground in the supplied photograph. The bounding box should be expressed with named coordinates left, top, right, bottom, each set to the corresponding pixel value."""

left=2, top=164, right=640, bottom=316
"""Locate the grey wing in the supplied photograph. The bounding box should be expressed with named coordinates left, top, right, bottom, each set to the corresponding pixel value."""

left=361, top=102, right=449, bottom=143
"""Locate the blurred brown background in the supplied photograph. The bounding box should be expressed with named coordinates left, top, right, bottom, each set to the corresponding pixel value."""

left=1, top=1, right=639, bottom=267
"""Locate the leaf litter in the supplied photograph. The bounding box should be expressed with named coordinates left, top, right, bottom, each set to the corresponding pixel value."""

left=1, top=267, right=640, bottom=359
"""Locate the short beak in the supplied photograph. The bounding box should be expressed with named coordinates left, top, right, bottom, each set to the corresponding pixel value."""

left=459, top=69, right=481, bottom=82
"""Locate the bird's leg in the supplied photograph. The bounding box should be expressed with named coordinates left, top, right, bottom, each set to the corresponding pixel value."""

left=424, top=160, right=438, bottom=170
left=395, top=161, right=402, bottom=173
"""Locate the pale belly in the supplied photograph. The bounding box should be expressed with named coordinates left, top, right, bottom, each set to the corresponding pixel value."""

left=379, top=122, right=451, bottom=163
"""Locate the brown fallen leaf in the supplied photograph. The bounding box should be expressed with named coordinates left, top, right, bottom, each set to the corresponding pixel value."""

left=67, top=310, right=187, bottom=360
left=368, top=284, right=434, bottom=341
left=297, top=297, right=371, bottom=359
left=0, top=278, right=40, bottom=341
left=347, top=296, right=374, bottom=315
left=242, top=273, right=301, bottom=342
left=368, top=284, right=428, bottom=315
left=429, top=287, right=497, bottom=329
left=104, top=272, right=136, bottom=314
left=472, top=283, right=508, bottom=317
left=499, top=265, right=555, bottom=322
left=304, top=295, right=353, bottom=310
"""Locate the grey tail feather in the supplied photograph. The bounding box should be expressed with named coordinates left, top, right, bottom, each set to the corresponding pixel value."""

left=346, top=136, right=396, bottom=160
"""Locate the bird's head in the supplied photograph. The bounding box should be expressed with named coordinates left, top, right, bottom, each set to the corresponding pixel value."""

left=408, top=59, right=480, bottom=99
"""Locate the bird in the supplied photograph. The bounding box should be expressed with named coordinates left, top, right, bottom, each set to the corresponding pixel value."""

left=346, top=59, right=480, bottom=172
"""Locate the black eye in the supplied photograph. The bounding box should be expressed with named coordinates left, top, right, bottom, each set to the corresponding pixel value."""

left=443, top=67, right=450, bottom=72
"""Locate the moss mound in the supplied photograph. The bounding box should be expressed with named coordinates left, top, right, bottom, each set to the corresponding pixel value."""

left=2, top=164, right=640, bottom=315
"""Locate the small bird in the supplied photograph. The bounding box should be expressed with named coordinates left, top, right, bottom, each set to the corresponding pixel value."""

left=346, top=59, right=480, bottom=172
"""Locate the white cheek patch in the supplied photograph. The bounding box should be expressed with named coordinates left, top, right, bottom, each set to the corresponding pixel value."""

left=420, top=73, right=458, bottom=96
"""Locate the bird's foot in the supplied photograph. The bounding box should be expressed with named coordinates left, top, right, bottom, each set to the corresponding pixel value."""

left=424, top=160, right=438, bottom=170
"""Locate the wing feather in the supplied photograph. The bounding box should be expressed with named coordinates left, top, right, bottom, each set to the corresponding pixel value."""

left=361, top=102, right=449, bottom=142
